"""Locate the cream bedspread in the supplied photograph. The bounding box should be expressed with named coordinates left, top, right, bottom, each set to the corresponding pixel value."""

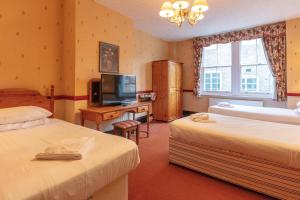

left=170, top=113, right=300, bottom=169
left=209, top=104, right=300, bottom=125
left=0, top=119, right=140, bottom=200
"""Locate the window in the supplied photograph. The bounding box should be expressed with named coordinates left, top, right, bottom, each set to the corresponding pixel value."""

left=204, top=72, right=221, bottom=91
left=202, top=43, right=231, bottom=93
left=201, top=38, right=274, bottom=98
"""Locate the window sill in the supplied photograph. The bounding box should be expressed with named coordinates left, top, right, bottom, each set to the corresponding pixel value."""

left=200, top=92, right=274, bottom=101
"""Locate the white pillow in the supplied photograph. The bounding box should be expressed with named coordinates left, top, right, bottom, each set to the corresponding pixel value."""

left=0, top=106, right=52, bottom=125
left=217, top=102, right=233, bottom=108
left=0, top=118, right=50, bottom=132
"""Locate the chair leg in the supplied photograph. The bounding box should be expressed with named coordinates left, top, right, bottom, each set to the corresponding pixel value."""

left=136, top=125, right=140, bottom=145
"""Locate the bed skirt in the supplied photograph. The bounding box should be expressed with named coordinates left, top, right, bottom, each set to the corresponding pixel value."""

left=169, top=137, right=300, bottom=200
left=92, top=175, right=128, bottom=200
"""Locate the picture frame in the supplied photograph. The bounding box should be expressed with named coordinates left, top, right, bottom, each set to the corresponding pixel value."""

left=99, top=42, right=119, bottom=73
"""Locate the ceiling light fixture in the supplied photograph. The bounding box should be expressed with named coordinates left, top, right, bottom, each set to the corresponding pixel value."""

left=159, top=0, right=208, bottom=27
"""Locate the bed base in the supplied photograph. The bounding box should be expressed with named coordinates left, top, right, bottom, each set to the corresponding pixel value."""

left=169, top=137, right=300, bottom=200
left=92, top=175, right=128, bottom=200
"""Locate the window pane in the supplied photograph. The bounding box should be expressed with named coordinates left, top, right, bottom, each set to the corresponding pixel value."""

left=217, top=43, right=232, bottom=66
left=240, top=65, right=273, bottom=93
left=203, top=67, right=231, bottom=92
left=240, top=38, right=268, bottom=66
left=257, top=39, right=268, bottom=64
left=203, top=44, right=217, bottom=67
left=203, top=43, right=231, bottom=67
left=240, top=39, right=257, bottom=65
left=257, top=65, right=274, bottom=93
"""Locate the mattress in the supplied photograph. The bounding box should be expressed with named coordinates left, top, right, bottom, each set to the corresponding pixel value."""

left=0, top=119, right=140, bottom=200
left=209, top=104, right=300, bottom=125
left=170, top=114, right=300, bottom=170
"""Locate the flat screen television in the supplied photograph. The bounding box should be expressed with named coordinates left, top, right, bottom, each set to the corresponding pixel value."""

left=101, top=74, right=137, bottom=106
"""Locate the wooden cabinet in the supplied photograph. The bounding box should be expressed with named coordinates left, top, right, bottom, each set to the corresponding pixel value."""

left=152, top=60, right=183, bottom=121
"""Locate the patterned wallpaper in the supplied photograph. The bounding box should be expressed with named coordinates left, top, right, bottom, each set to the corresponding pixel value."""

left=0, top=0, right=170, bottom=122
left=287, top=18, right=300, bottom=93
left=0, top=0, right=64, bottom=95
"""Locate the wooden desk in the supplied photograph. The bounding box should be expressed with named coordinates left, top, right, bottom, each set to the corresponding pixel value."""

left=79, top=102, right=151, bottom=137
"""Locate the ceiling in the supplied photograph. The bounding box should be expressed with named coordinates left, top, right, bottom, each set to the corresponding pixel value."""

left=95, top=0, right=300, bottom=41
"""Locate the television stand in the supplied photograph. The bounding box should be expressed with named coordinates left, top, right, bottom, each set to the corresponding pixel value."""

left=79, top=102, right=151, bottom=137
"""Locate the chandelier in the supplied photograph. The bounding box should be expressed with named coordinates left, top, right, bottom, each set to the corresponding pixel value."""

left=159, top=0, right=208, bottom=27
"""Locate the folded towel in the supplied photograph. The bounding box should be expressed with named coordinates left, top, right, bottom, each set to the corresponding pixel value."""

left=190, top=113, right=216, bottom=123
left=217, top=102, right=234, bottom=108
left=35, top=137, right=95, bottom=161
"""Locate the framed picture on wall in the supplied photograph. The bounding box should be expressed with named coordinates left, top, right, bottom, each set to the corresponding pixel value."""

left=99, top=42, right=119, bottom=73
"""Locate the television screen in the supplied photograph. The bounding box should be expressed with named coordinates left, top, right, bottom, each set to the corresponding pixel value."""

left=101, top=74, right=137, bottom=106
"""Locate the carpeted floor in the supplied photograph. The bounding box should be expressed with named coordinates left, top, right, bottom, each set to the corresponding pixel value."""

left=128, top=122, right=272, bottom=200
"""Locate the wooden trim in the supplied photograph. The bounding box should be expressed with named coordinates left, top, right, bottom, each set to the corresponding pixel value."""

left=52, top=95, right=89, bottom=101
left=152, top=60, right=184, bottom=64
left=53, top=90, right=153, bottom=101
left=183, top=89, right=193, bottom=93
left=287, top=93, right=300, bottom=97
left=137, top=90, right=152, bottom=94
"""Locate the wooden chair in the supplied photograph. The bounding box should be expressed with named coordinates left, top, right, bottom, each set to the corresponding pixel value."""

left=113, top=120, right=141, bottom=145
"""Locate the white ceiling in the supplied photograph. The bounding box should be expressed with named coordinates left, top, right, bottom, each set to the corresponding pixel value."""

left=95, top=0, right=300, bottom=41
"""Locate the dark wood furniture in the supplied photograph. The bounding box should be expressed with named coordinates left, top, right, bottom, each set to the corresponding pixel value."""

left=113, top=120, right=141, bottom=144
left=79, top=102, right=151, bottom=136
left=0, top=86, right=55, bottom=116
left=152, top=60, right=183, bottom=121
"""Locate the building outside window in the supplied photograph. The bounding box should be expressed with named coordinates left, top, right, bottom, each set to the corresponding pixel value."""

left=201, top=38, right=274, bottom=98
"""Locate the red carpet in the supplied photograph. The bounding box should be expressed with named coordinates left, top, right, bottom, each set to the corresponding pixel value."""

left=128, top=122, right=272, bottom=200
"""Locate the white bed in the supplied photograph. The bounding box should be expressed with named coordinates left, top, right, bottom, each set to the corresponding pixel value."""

left=209, top=104, right=300, bottom=125
left=169, top=114, right=300, bottom=200
left=0, top=118, right=140, bottom=200
left=0, top=87, right=140, bottom=200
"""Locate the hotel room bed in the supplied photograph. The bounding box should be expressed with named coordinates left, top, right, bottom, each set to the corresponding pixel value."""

left=0, top=86, right=140, bottom=200
left=209, top=104, right=300, bottom=125
left=169, top=114, right=300, bottom=200
left=0, top=119, right=140, bottom=200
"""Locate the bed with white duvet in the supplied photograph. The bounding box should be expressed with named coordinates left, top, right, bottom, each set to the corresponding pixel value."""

left=0, top=106, right=140, bottom=200
left=209, top=103, right=300, bottom=125
left=169, top=113, right=300, bottom=200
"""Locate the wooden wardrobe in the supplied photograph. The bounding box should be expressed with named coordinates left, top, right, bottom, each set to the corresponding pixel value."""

left=152, top=60, right=183, bottom=122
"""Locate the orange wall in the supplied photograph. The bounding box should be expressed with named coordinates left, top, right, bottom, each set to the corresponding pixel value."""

left=0, top=0, right=66, bottom=118
left=133, top=29, right=169, bottom=91
left=0, top=0, right=170, bottom=123
left=70, top=0, right=170, bottom=123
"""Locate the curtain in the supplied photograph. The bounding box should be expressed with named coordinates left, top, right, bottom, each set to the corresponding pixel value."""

left=193, top=22, right=287, bottom=100
left=262, top=34, right=287, bottom=101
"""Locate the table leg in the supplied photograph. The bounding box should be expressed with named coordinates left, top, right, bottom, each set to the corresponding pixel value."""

left=147, top=111, right=150, bottom=137
left=81, top=112, right=85, bottom=127
left=136, top=125, right=140, bottom=145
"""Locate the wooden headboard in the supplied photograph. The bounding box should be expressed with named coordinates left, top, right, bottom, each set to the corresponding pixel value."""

left=0, top=85, right=55, bottom=115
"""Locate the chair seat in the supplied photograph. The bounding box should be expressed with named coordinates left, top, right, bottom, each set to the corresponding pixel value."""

left=113, top=120, right=141, bottom=129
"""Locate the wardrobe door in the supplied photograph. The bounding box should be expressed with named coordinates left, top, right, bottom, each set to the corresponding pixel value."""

left=152, top=61, right=169, bottom=121
left=175, top=64, right=183, bottom=118
left=168, top=62, right=178, bottom=121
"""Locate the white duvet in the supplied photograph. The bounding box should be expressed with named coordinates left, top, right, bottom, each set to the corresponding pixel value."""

left=170, top=113, right=300, bottom=169
left=209, top=104, right=300, bottom=125
left=0, top=119, right=140, bottom=200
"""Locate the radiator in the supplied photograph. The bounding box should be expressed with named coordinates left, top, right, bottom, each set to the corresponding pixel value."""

left=209, top=98, right=263, bottom=107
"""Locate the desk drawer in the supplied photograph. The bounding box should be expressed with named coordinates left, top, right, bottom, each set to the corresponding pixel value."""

left=103, top=111, right=121, bottom=120
left=137, top=106, right=149, bottom=113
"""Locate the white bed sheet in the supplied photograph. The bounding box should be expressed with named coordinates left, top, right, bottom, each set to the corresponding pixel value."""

left=0, top=119, right=140, bottom=200
left=209, top=104, right=300, bottom=125
left=170, top=114, right=300, bottom=169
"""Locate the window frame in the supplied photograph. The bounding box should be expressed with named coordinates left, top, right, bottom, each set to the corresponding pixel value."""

left=200, top=39, right=274, bottom=99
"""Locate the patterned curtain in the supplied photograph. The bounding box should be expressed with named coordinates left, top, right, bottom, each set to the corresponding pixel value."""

left=193, top=22, right=287, bottom=100
left=262, top=33, right=287, bottom=101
